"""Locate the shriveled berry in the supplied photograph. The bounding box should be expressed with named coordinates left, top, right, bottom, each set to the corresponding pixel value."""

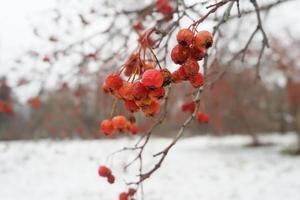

left=107, top=174, right=115, bottom=184
left=105, top=74, right=123, bottom=91
left=100, top=120, right=115, bottom=136
left=194, top=31, right=213, bottom=49
left=124, top=100, right=140, bottom=113
left=177, top=28, right=194, bottom=47
left=132, top=82, right=149, bottom=100
left=135, top=97, right=152, bottom=108
left=98, top=166, right=111, bottom=177
left=160, top=68, right=172, bottom=86
left=112, top=115, right=128, bottom=131
left=128, top=188, right=137, bottom=196
left=190, top=73, right=204, bottom=88
left=141, top=69, right=164, bottom=89
left=171, top=44, right=189, bottom=64
left=197, top=112, right=209, bottom=123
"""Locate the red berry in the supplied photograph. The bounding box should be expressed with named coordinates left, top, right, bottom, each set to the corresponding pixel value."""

left=141, top=69, right=164, bottom=89
left=182, top=58, right=199, bottom=77
left=124, top=100, right=140, bottom=113
left=171, top=70, right=183, bottom=83
left=119, top=192, right=129, bottom=200
left=190, top=73, right=204, bottom=88
left=128, top=188, right=137, bottom=196
left=142, top=100, right=161, bottom=117
left=197, top=112, right=209, bottom=123
left=194, top=31, right=213, bottom=49
left=118, top=82, right=134, bottom=100
left=129, top=124, right=139, bottom=135
left=190, top=47, right=206, bottom=61
left=132, top=82, right=149, bottom=100
left=171, top=44, right=189, bottom=64
left=177, top=28, right=194, bottom=47
left=112, top=115, right=128, bottom=131
left=149, top=87, right=165, bottom=99
left=100, top=120, right=115, bottom=136
left=107, top=174, right=115, bottom=184
left=105, top=74, right=123, bottom=91
left=98, top=166, right=111, bottom=177
left=181, top=101, right=196, bottom=113
left=156, top=0, right=174, bottom=15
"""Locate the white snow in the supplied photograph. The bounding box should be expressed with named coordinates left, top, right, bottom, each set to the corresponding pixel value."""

left=0, top=134, right=300, bottom=200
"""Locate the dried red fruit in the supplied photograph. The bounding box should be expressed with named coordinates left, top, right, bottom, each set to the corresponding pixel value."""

left=135, top=97, right=152, bottom=108
left=100, top=120, right=115, bottom=136
left=124, top=100, right=140, bottom=113
left=194, top=31, right=213, bottom=49
left=128, top=188, right=137, bottom=196
left=98, top=166, right=111, bottom=177
left=160, top=68, right=172, bottom=86
left=197, top=112, right=209, bottom=123
left=181, top=101, right=196, bottom=113
left=112, top=115, right=128, bottom=131
left=141, top=69, right=164, bottom=89
left=105, top=74, right=123, bottom=91
left=107, top=174, right=115, bottom=184
left=132, top=82, right=149, bottom=100
left=171, top=44, right=190, bottom=64
left=177, top=28, right=194, bottom=47
left=27, top=97, right=41, bottom=109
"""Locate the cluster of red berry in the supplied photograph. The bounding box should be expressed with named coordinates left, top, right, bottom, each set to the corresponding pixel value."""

left=98, top=165, right=115, bottom=184
left=98, top=165, right=137, bottom=200
left=119, top=188, right=137, bottom=200
left=100, top=115, right=139, bottom=136
left=171, top=29, right=213, bottom=87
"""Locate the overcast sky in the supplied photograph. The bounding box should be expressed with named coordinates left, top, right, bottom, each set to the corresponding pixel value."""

left=0, top=0, right=300, bottom=102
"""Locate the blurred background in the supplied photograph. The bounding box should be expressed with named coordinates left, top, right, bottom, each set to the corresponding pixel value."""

left=1, top=0, right=300, bottom=200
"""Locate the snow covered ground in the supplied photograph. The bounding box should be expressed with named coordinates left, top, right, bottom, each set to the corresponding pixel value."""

left=0, top=134, right=300, bottom=200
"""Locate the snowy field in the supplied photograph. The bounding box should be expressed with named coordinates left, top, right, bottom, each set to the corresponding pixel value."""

left=0, top=134, right=300, bottom=200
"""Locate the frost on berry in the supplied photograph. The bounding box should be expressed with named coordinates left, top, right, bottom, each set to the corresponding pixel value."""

left=182, top=58, right=199, bottom=78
